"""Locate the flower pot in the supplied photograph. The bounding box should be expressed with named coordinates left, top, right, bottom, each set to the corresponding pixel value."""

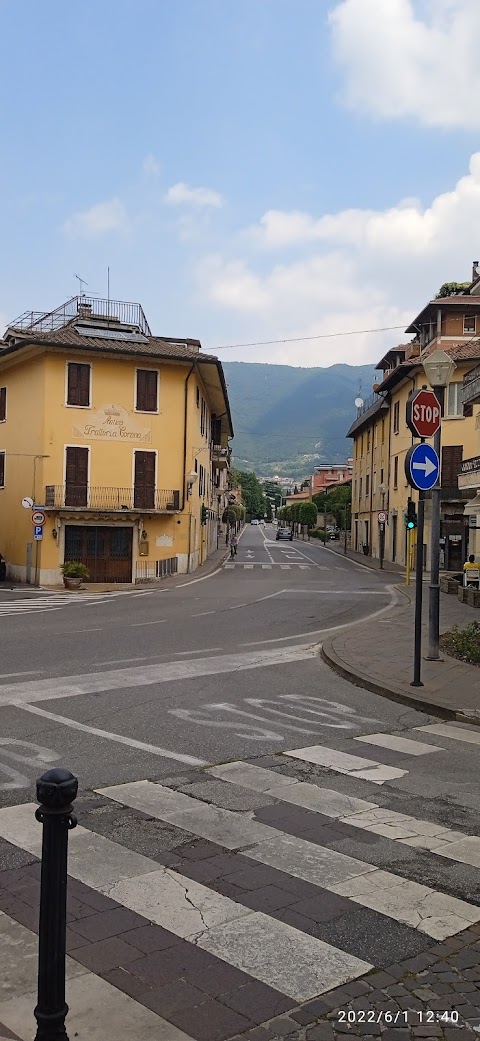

left=63, top=577, right=82, bottom=590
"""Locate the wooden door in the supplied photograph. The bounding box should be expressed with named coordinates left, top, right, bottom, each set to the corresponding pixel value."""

left=64, top=526, right=133, bottom=582
left=134, top=451, right=155, bottom=510
left=65, top=447, right=88, bottom=506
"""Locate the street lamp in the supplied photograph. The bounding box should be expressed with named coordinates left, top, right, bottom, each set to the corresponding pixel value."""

left=422, top=349, right=456, bottom=661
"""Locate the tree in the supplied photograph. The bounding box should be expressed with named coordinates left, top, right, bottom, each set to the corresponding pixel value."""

left=261, top=481, right=283, bottom=508
left=233, top=469, right=267, bottom=519
left=300, top=502, right=317, bottom=529
left=300, top=479, right=310, bottom=490
left=436, top=282, right=470, bottom=299
left=313, top=484, right=351, bottom=527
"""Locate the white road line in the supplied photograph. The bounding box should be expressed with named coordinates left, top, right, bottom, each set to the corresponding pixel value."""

left=18, top=704, right=207, bottom=765
left=98, top=780, right=480, bottom=940
left=130, top=619, right=167, bottom=626
left=0, top=643, right=320, bottom=707
left=284, top=744, right=408, bottom=783
left=416, top=724, right=480, bottom=746
left=354, top=733, right=442, bottom=756
left=0, top=802, right=371, bottom=1002
left=191, top=611, right=216, bottom=616
left=173, top=647, right=222, bottom=655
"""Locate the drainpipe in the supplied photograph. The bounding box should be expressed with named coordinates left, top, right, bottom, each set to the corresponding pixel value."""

left=182, top=364, right=195, bottom=510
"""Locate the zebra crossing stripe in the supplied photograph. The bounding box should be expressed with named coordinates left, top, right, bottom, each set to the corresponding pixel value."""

left=95, top=781, right=480, bottom=939
left=416, top=723, right=480, bottom=747
left=208, top=761, right=480, bottom=869
left=354, top=733, right=442, bottom=756
left=0, top=802, right=371, bottom=1001
left=284, top=744, right=408, bottom=784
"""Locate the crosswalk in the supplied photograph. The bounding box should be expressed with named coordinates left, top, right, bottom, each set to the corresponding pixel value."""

left=0, top=592, right=130, bottom=617
left=0, top=723, right=479, bottom=1040
left=224, top=562, right=327, bottom=570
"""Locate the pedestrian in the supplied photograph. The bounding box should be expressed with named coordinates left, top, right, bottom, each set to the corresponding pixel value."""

left=229, top=532, right=238, bottom=558
left=463, top=554, right=479, bottom=586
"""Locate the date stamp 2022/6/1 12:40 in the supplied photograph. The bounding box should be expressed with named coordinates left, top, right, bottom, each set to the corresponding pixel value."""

left=336, top=1009, right=461, bottom=1026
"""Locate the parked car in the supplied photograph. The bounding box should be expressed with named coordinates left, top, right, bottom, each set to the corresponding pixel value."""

left=276, top=527, right=293, bottom=541
left=251, top=519, right=259, bottom=525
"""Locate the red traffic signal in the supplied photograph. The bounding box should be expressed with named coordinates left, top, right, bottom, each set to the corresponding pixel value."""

left=406, top=389, right=441, bottom=439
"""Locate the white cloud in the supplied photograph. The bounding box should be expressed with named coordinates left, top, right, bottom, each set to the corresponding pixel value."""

left=329, top=0, right=480, bottom=129
left=143, top=154, right=161, bottom=177
left=164, top=182, right=224, bottom=208
left=62, top=198, right=129, bottom=238
left=197, top=153, right=480, bottom=365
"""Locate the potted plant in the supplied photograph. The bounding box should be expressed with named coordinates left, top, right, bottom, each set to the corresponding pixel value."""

left=61, top=561, right=89, bottom=590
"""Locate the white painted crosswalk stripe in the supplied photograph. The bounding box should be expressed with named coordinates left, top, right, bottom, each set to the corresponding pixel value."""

left=416, top=723, right=480, bottom=746
left=96, top=780, right=480, bottom=940
left=354, top=733, right=442, bottom=756
left=284, top=744, right=408, bottom=783
left=209, top=760, right=480, bottom=869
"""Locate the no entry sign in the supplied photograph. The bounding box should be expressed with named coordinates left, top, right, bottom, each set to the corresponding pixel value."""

left=406, top=389, right=441, bottom=439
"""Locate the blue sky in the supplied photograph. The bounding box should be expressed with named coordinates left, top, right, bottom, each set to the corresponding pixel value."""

left=1, top=0, right=480, bottom=366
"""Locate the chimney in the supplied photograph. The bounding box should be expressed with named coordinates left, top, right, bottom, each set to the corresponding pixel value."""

left=473, top=261, right=479, bottom=281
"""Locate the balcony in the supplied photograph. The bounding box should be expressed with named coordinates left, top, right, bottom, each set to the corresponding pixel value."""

left=212, top=444, right=231, bottom=469
left=44, top=486, right=181, bottom=512
left=459, top=456, right=480, bottom=493
left=462, top=364, right=480, bottom=408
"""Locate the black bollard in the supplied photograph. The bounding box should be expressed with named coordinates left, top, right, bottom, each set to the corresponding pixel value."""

left=34, top=768, right=78, bottom=1041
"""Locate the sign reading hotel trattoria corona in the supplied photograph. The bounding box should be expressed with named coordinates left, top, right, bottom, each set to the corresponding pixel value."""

left=73, top=404, right=152, bottom=444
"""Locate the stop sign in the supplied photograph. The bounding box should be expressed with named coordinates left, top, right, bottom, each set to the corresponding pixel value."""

left=406, top=388, right=441, bottom=439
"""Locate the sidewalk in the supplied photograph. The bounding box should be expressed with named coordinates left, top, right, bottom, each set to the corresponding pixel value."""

left=322, top=582, right=480, bottom=724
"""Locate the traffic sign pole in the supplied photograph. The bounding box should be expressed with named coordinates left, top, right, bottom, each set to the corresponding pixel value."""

left=411, top=491, right=425, bottom=688
left=426, top=385, right=445, bottom=662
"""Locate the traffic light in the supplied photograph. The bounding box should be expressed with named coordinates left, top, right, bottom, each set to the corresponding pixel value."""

left=405, top=498, right=417, bottom=530
left=201, top=504, right=207, bottom=526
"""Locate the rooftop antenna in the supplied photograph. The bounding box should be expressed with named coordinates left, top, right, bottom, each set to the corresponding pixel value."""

left=75, top=274, right=88, bottom=297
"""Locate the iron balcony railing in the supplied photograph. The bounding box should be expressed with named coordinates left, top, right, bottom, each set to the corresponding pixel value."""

left=44, top=486, right=180, bottom=512
left=212, top=444, right=231, bottom=466
left=461, top=456, right=480, bottom=475
left=9, top=295, right=152, bottom=336
left=463, top=364, right=480, bottom=407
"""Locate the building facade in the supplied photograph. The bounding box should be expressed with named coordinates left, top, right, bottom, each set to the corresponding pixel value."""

left=349, top=274, right=480, bottom=569
left=0, top=296, right=233, bottom=585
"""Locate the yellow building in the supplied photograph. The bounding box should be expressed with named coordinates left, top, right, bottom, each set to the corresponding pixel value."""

left=349, top=278, right=480, bottom=570
left=0, top=295, right=233, bottom=585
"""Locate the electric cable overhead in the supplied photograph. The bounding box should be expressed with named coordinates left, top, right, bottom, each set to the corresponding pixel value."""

left=212, top=323, right=408, bottom=351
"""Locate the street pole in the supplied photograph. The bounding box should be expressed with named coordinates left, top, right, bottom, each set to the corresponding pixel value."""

left=426, top=386, right=444, bottom=661
left=411, top=491, right=425, bottom=687
left=344, top=506, right=348, bottom=555
left=379, top=523, right=385, bottom=570
left=323, top=489, right=327, bottom=546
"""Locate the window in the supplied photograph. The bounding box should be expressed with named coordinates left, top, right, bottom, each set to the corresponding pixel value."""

left=0, top=451, right=4, bottom=488
left=65, top=446, right=89, bottom=507
left=67, top=363, right=90, bottom=407
left=380, top=467, right=384, bottom=485
left=373, top=472, right=377, bottom=495
left=365, top=474, right=370, bottom=498
left=134, top=451, right=156, bottom=510
left=136, top=369, right=158, bottom=413
left=196, top=386, right=200, bottom=408
left=367, top=431, right=370, bottom=452
left=374, top=425, right=378, bottom=447
left=381, top=419, right=385, bottom=443
left=360, top=435, right=364, bottom=456
left=464, top=314, right=476, bottom=335
left=393, top=456, right=398, bottom=489
left=446, top=382, right=463, bottom=417
left=0, top=388, right=6, bottom=422
left=393, top=401, right=400, bottom=434
left=199, top=464, right=205, bottom=497
left=353, top=479, right=357, bottom=502
left=200, top=398, right=206, bottom=436
left=359, top=477, right=363, bottom=500
left=441, top=445, right=463, bottom=490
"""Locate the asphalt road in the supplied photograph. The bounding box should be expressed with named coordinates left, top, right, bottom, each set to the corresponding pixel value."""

left=0, top=523, right=478, bottom=820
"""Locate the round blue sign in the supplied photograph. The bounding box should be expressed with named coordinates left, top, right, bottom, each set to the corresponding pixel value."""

left=405, top=443, right=440, bottom=491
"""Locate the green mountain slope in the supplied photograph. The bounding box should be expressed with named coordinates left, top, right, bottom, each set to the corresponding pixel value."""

left=223, top=361, right=376, bottom=477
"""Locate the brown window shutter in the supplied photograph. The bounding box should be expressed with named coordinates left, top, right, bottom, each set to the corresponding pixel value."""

left=0, top=388, right=6, bottom=422
left=441, top=445, right=463, bottom=489
left=0, top=452, right=4, bottom=487
left=67, top=364, right=90, bottom=406
left=65, top=447, right=89, bottom=506
left=137, top=370, right=157, bottom=412
left=134, top=450, right=155, bottom=508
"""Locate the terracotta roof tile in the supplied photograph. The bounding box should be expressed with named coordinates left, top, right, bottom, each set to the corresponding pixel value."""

left=1, top=324, right=217, bottom=362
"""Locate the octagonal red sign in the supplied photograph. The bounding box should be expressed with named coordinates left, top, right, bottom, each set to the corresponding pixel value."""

left=406, top=388, right=441, bottom=439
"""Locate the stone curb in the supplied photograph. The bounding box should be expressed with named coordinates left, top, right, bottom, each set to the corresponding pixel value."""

left=321, top=584, right=480, bottom=726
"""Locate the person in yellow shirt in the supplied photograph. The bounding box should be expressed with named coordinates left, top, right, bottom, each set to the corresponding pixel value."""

left=464, top=554, right=479, bottom=585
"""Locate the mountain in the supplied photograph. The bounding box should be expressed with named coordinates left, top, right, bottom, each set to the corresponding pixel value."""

left=223, top=361, right=377, bottom=478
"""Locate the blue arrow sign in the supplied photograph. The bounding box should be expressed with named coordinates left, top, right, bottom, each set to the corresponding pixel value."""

left=405, top=443, right=440, bottom=491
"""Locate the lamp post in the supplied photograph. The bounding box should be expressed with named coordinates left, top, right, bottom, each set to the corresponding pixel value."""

left=379, top=482, right=387, bottom=570
left=422, top=349, right=456, bottom=661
